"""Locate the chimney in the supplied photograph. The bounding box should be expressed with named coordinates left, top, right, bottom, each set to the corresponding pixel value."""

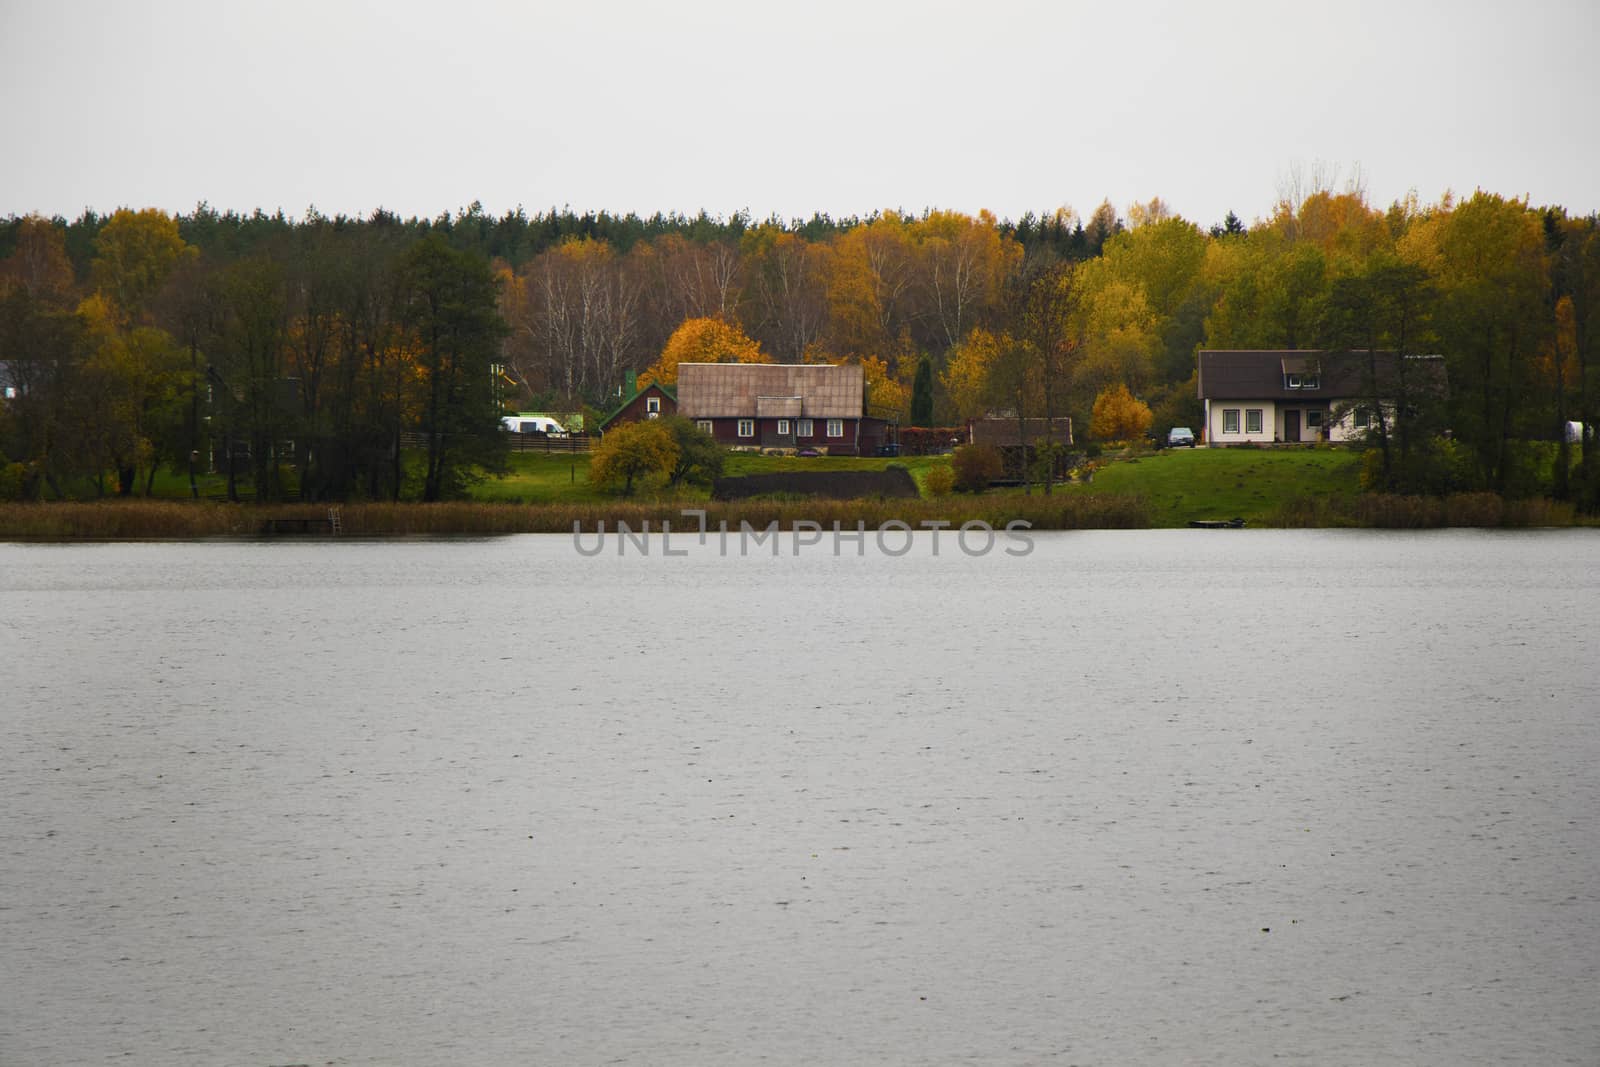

left=624, top=370, right=637, bottom=397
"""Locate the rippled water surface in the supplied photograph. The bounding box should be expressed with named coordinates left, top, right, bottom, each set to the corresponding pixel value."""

left=3, top=531, right=1598, bottom=1065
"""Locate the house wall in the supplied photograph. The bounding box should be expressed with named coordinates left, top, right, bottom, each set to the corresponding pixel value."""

left=697, top=417, right=866, bottom=453
left=1205, top=399, right=1277, bottom=444
left=1204, top=398, right=1395, bottom=443
left=1323, top=402, right=1397, bottom=443
left=604, top=388, right=676, bottom=429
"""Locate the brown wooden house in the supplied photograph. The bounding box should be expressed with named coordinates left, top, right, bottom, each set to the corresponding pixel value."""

left=676, top=362, right=890, bottom=455
left=968, top=414, right=1075, bottom=480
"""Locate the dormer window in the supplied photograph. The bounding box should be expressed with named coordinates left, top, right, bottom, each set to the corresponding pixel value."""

left=1280, top=357, right=1321, bottom=390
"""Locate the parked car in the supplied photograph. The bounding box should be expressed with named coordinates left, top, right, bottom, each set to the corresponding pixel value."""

left=1167, top=426, right=1196, bottom=447
left=876, top=442, right=901, bottom=457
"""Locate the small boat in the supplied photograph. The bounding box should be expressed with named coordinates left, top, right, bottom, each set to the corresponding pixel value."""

left=1188, top=518, right=1246, bottom=529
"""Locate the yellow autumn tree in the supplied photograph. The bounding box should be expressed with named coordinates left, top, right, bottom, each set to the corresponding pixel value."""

left=639, top=316, right=770, bottom=388
left=1089, top=383, right=1153, bottom=443
left=589, top=419, right=679, bottom=495
left=89, top=208, right=196, bottom=321
left=859, top=355, right=909, bottom=417
left=826, top=212, right=915, bottom=356
left=942, top=327, right=1004, bottom=421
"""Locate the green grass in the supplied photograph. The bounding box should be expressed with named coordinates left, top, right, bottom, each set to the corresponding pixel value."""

left=1054, top=445, right=1363, bottom=527
left=473, top=452, right=606, bottom=503
left=471, top=450, right=955, bottom=503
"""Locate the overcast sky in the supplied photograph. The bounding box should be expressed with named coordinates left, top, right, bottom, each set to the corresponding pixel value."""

left=3, top=0, right=1596, bottom=229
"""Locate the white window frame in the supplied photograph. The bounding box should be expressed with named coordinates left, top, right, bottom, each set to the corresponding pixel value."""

left=777, top=419, right=790, bottom=435
left=826, top=418, right=844, bottom=438
left=646, top=396, right=660, bottom=413
left=696, top=419, right=714, bottom=435
left=1286, top=373, right=1301, bottom=389
left=1223, top=408, right=1240, bottom=434
left=1306, top=409, right=1323, bottom=428
left=1304, top=375, right=1319, bottom=390
left=737, top=418, right=754, bottom=438
left=1245, top=409, right=1263, bottom=434
left=797, top=418, right=813, bottom=437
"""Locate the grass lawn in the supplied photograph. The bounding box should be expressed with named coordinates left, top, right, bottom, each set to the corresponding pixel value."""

left=69, top=445, right=1357, bottom=528
left=1062, top=446, right=1363, bottom=527
left=473, top=452, right=607, bottom=503
left=473, top=450, right=955, bottom=503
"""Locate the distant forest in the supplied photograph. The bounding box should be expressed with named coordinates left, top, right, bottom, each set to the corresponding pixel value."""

left=2, top=189, right=1598, bottom=505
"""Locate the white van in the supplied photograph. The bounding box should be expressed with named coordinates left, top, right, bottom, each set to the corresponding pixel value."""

left=501, top=415, right=566, bottom=436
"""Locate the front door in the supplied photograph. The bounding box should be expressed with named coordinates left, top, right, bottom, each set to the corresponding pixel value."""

left=1285, top=409, right=1301, bottom=442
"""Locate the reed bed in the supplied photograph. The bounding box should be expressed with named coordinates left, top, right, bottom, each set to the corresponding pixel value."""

left=1273, top=492, right=1581, bottom=528
left=0, top=493, right=1153, bottom=540
left=8, top=490, right=1580, bottom=541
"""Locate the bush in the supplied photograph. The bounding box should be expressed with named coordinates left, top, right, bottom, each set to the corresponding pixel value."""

left=951, top=444, right=1003, bottom=492
left=1089, top=383, right=1153, bottom=442
left=923, top=465, right=955, bottom=496
left=590, top=420, right=678, bottom=495
left=0, top=462, right=25, bottom=502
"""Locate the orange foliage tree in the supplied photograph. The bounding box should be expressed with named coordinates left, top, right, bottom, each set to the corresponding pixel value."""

left=639, top=316, right=770, bottom=387
left=1089, top=383, right=1153, bottom=442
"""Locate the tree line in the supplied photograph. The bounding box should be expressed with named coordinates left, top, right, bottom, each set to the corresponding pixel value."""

left=2, top=188, right=1598, bottom=506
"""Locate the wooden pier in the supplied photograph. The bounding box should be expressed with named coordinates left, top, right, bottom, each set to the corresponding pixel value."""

left=260, top=509, right=343, bottom=536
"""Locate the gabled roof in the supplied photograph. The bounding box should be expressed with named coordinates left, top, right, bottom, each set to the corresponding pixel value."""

left=678, top=362, right=864, bottom=419
left=970, top=415, right=1074, bottom=447
left=598, top=381, right=676, bottom=430
left=1198, top=350, right=1444, bottom=400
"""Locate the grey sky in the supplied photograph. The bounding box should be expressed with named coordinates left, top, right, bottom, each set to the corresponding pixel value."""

left=4, top=0, right=1596, bottom=228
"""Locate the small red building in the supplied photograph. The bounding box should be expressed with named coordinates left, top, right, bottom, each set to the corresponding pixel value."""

left=676, top=362, right=889, bottom=455
left=598, top=372, right=677, bottom=432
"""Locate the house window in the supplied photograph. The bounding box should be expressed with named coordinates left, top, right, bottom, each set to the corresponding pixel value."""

left=1306, top=410, right=1323, bottom=428
left=1354, top=407, right=1371, bottom=429
left=797, top=418, right=813, bottom=437
left=1304, top=375, right=1319, bottom=389
left=1246, top=409, right=1263, bottom=434
left=1286, top=374, right=1301, bottom=389
left=1223, top=409, right=1240, bottom=434
left=737, top=419, right=754, bottom=437
left=646, top=396, right=660, bottom=413
left=826, top=418, right=844, bottom=438
left=696, top=420, right=714, bottom=435
left=777, top=419, right=790, bottom=435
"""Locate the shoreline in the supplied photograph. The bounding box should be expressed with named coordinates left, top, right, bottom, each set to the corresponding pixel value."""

left=0, top=492, right=1591, bottom=541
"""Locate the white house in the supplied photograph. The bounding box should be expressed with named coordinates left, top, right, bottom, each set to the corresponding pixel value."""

left=1197, top=350, right=1444, bottom=445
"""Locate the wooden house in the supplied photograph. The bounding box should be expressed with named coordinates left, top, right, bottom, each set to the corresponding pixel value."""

left=676, top=362, right=890, bottom=455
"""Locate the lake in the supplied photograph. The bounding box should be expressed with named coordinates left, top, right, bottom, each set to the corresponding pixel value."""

left=2, top=530, right=1597, bottom=1065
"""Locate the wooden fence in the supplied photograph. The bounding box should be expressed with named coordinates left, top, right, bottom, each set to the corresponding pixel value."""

left=399, top=432, right=594, bottom=454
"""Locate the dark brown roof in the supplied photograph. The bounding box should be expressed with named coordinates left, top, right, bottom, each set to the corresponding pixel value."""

left=969, top=415, right=1074, bottom=447
left=678, top=363, right=864, bottom=419
left=1198, top=350, right=1444, bottom=400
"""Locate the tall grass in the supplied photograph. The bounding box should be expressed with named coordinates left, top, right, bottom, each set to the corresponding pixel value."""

left=0, top=500, right=257, bottom=539
left=1273, top=492, right=1580, bottom=528
left=0, top=494, right=1152, bottom=540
